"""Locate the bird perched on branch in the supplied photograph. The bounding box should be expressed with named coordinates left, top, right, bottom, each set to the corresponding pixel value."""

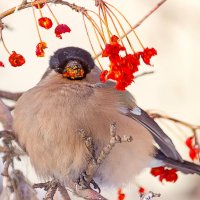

left=13, top=47, right=200, bottom=189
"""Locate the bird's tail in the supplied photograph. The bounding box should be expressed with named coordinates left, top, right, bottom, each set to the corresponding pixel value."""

left=155, top=149, right=200, bottom=175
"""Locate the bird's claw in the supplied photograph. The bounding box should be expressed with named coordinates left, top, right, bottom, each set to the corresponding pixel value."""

left=76, top=172, right=89, bottom=189
left=77, top=171, right=101, bottom=193
left=90, top=179, right=101, bottom=193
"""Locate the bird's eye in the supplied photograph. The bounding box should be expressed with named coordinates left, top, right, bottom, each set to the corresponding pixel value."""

left=62, top=61, right=85, bottom=80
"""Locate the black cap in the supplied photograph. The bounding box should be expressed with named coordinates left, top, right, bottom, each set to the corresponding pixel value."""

left=49, top=47, right=95, bottom=74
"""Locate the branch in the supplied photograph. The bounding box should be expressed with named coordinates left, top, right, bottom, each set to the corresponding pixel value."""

left=140, top=191, right=161, bottom=200
left=148, top=111, right=200, bottom=130
left=33, top=180, right=59, bottom=200
left=0, top=90, right=23, bottom=101
left=0, top=0, right=84, bottom=20
left=0, top=131, right=28, bottom=199
left=128, top=0, right=167, bottom=33
left=33, top=180, right=71, bottom=200
left=10, top=170, right=38, bottom=200
left=0, top=19, right=4, bottom=39
left=44, top=180, right=59, bottom=200
left=148, top=110, right=200, bottom=161
left=135, top=71, right=154, bottom=79
left=0, top=169, right=38, bottom=199
left=0, top=99, right=13, bottom=130
left=58, top=185, right=71, bottom=200
left=21, top=0, right=27, bottom=5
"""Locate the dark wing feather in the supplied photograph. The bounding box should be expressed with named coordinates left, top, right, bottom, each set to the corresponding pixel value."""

left=155, top=149, right=200, bottom=175
left=127, top=107, right=183, bottom=162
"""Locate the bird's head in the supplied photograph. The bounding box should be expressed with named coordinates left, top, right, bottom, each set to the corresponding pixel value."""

left=49, top=47, right=95, bottom=80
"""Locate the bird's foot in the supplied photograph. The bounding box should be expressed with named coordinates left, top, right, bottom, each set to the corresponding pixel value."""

left=76, top=171, right=89, bottom=189
left=90, top=179, right=101, bottom=194
left=71, top=179, right=107, bottom=200
left=76, top=171, right=101, bottom=193
left=75, top=123, right=133, bottom=199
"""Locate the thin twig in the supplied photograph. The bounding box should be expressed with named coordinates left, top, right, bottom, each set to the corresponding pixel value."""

left=0, top=19, right=4, bottom=40
left=10, top=170, right=39, bottom=199
left=44, top=181, right=59, bottom=200
left=0, top=90, right=23, bottom=101
left=21, top=0, right=28, bottom=5
left=140, top=191, right=161, bottom=200
left=0, top=0, right=84, bottom=20
left=0, top=99, right=13, bottom=130
left=31, top=0, right=43, bottom=42
left=34, top=180, right=72, bottom=200
left=0, top=132, right=21, bottom=195
left=0, top=19, right=11, bottom=55
left=133, top=0, right=167, bottom=30
left=95, top=0, right=100, bottom=7
left=135, top=71, right=154, bottom=79
left=148, top=112, right=200, bottom=130
left=33, top=179, right=59, bottom=200
left=149, top=111, right=200, bottom=161
left=58, top=185, right=71, bottom=200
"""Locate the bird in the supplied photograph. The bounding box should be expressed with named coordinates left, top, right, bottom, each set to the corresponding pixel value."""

left=13, top=47, right=200, bottom=189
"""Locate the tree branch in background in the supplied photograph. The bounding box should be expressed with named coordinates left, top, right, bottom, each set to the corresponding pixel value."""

left=21, top=0, right=28, bottom=6
left=0, top=98, right=34, bottom=199
left=34, top=180, right=61, bottom=200
left=33, top=180, right=72, bottom=200
left=148, top=111, right=200, bottom=162
left=140, top=191, right=161, bottom=200
left=0, top=90, right=23, bottom=101
left=0, top=99, right=13, bottom=130
left=135, top=71, right=154, bottom=79
left=128, top=0, right=167, bottom=32
left=148, top=112, right=200, bottom=130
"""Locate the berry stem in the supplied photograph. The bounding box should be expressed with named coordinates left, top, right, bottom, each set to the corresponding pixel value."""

left=82, top=14, right=103, bottom=71
left=106, top=2, right=145, bottom=49
left=46, top=3, right=60, bottom=25
left=1, top=34, right=11, bottom=55
left=37, top=1, right=44, bottom=18
left=31, top=0, right=42, bottom=42
left=105, top=4, right=135, bottom=53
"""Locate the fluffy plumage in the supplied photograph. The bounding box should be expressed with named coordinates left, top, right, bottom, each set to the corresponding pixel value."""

left=13, top=47, right=200, bottom=188
left=13, top=68, right=153, bottom=186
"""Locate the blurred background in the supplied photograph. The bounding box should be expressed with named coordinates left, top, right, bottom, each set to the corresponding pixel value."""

left=0, top=0, right=200, bottom=199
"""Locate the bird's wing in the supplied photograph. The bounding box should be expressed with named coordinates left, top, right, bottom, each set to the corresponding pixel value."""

left=127, top=107, right=183, bottom=162
left=94, top=83, right=183, bottom=162
left=121, top=90, right=183, bottom=162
